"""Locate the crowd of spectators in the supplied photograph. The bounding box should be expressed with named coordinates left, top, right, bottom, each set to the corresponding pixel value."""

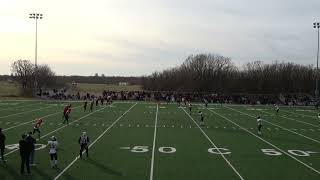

left=37, top=88, right=314, bottom=106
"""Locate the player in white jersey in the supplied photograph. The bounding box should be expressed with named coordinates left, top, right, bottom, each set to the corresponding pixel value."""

left=204, top=99, right=208, bottom=108
left=188, top=102, right=192, bottom=114
left=79, top=132, right=90, bottom=158
left=47, top=136, right=58, bottom=169
left=257, top=116, right=262, bottom=135
left=274, top=104, right=279, bottom=114
left=199, top=111, right=204, bottom=126
left=318, top=113, right=320, bottom=121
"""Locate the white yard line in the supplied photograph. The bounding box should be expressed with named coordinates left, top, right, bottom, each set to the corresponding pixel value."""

left=225, top=106, right=320, bottom=145
left=181, top=108, right=245, bottom=180
left=282, top=109, right=318, bottom=119
left=3, top=105, right=82, bottom=131
left=53, top=103, right=137, bottom=180
left=0, top=105, right=53, bottom=119
left=260, top=110, right=320, bottom=128
left=205, top=106, right=320, bottom=175
left=149, top=104, right=159, bottom=180
left=0, top=102, right=41, bottom=112
left=3, top=105, right=109, bottom=157
left=0, top=102, right=23, bottom=107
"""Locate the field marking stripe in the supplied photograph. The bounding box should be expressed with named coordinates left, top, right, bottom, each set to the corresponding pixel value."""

left=3, top=105, right=82, bottom=131
left=0, top=102, right=39, bottom=111
left=205, top=106, right=320, bottom=175
left=0, top=102, right=42, bottom=112
left=3, top=104, right=112, bottom=157
left=0, top=105, right=52, bottom=119
left=226, top=106, right=320, bottom=144
left=260, top=110, right=319, bottom=128
left=53, top=102, right=137, bottom=180
left=181, top=108, right=245, bottom=180
left=0, top=102, right=25, bottom=108
left=281, top=109, right=318, bottom=119
left=150, top=104, right=158, bottom=180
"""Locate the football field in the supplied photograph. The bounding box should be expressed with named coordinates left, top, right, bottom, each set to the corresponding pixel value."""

left=0, top=100, right=320, bottom=180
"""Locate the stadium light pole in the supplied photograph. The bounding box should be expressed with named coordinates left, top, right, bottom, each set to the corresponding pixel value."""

left=29, top=13, right=43, bottom=91
left=314, top=22, right=320, bottom=102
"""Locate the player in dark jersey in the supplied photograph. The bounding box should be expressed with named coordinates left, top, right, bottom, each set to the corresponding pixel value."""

left=63, top=106, right=72, bottom=124
left=83, top=101, right=87, bottom=112
left=33, top=118, right=43, bottom=139
left=100, top=97, right=104, bottom=106
left=63, top=104, right=71, bottom=118
left=166, top=96, right=170, bottom=104
left=90, top=100, right=94, bottom=112
left=95, top=98, right=99, bottom=107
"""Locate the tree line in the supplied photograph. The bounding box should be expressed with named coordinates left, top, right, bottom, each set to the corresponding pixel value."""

left=142, top=54, right=316, bottom=94
left=7, top=55, right=317, bottom=96
left=6, top=59, right=142, bottom=96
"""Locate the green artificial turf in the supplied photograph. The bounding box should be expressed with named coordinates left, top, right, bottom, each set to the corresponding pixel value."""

left=0, top=100, right=320, bottom=180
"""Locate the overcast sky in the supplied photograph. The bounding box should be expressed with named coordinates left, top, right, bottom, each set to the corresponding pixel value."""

left=0, top=0, right=319, bottom=76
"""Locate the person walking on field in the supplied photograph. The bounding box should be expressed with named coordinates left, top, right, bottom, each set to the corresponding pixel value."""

left=79, top=132, right=90, bottom=159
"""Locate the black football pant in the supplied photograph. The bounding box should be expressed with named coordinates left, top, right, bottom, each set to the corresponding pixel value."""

left=80, top=144, right=89, bottom=158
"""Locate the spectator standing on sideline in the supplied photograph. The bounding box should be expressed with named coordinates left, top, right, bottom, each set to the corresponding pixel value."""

left=0, top=128, right=6, bottom=164
left=26, top=132, right=36, bottom=166
left=19, top=134, right=31, bottom=175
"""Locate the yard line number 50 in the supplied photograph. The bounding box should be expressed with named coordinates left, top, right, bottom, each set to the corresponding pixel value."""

left=121, top=146, right=318, bottom=157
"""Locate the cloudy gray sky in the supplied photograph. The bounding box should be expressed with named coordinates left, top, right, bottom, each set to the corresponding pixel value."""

left=0, top=0, right=319, bottom=76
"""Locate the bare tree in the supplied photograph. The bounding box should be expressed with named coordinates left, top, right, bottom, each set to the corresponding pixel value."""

left=35, top=64, right=57, bottom=88
left=11, top=59, right=35, bottom=89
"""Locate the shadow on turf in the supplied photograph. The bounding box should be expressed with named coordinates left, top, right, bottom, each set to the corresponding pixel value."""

left=86, top=158, right=123, bottom=177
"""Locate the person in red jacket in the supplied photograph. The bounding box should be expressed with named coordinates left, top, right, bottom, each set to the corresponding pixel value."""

left=63, top=104, right=72, bottom=124
left=33, top=118, right=43, bottom=139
